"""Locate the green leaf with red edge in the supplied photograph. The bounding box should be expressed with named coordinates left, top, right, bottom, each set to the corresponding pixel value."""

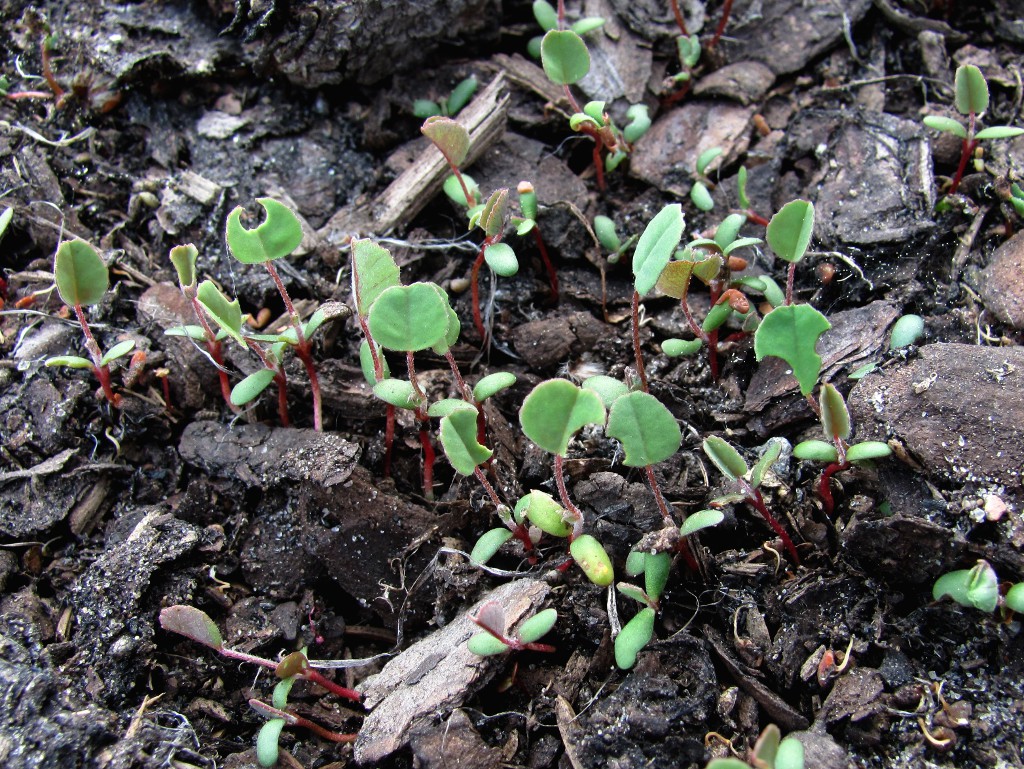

left=225, top=198, right=303, bottom=264
left=159, top=605, right=223, bottom=649
left=421, top=116, right=470, bottom=166
left=54, top=239, right=109, bottom=307
left=754, top=304, right=831, bottom=395
left=820, top=383, right=851, bottom=441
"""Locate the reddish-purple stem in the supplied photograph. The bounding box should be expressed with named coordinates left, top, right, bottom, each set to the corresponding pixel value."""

left=73, top=304, right=120, bottom=407
left=709, top=0, right=734, bottom=49
left=785, top=262, right=797, bottom=306
left=818, top=461, right=849, bottom=518
left=471, top=236, right=498, bottom=342
left=740, top=481, right=800, bottom=564
left=669, top=0, right=689, bottom=35
left=553, top=454, right=584, bottom=538
left=265, top=261, right=321, bottom=431
left=533, top=227, right=559, bottom=303
left=631, top=291, right=649, bottom=392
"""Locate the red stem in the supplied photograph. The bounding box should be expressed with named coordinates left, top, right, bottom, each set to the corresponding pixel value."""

left=40, top=36, right=65, bottom=100
left=669, top=0, right=689, bottom=35
left=275, top=372, right=290, bottom=427
left=266, top=261, right=321, bottom=431
left=293, top=716, right=358, bottom=743
left=631, top=291, right=649, bottom=392
left=532, top=227, right=559, bottom=303
left=709, top=0, right=734, bottom=49
left=660, top=80, right=692, bottom=109
left=553, top=454, right=584, bottom=537
left=948, top=138, right=976, bottom=196
left=818, top=461, right=849, bottom=518
left=742, top=482, right=800, bottom=564
left=744, top=210, right=770, bottom=227
left=644, top=466, right=675, bottom=527
left=303, top=668, right=361, bottom=703
left=785, top=262, right=796, bottom=306
left=73, top=304, right=120, bottom=407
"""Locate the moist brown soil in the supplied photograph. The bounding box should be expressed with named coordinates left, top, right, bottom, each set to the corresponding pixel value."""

left=2, top=1, right=1024, bottom=768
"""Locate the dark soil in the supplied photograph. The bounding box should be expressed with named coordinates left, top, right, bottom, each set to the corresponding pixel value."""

left=2, top=1, right=1024, bottom=768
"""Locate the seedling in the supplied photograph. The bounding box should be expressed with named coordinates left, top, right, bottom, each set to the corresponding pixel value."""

left=526, top=0, right=604, bottom=59
left=707, top=724, right=805, bottom=769
left=889, top=313, right=924, bottom=349
left=515, top=181, right=559, bottom=304
left=703, top=436, right=800, bottom=564
left=166, top=244, right=239, bottom=413
left=467, top=602, right=558, bottom=655
left=225, top=198, right=326, bottom=431
left=468, top=187, right=519, bottom=342
left=933, top=559, right=1024, bottom=616
left=45, top=239, right=135, bottom=407
left=412, top=75, right=478, bottom=118
left=614, top=551, right=671, bottom=669
left=661, top=33, right=701, bottom=106
left=519, top=378, right=614, bottom=585
left=792, top=383, right=892, bottom=517
left=691, top=147, right=724, bottom=212
left=923, top=64, right=1024, bottom=196
left=159, top=607, right=359, bottom=765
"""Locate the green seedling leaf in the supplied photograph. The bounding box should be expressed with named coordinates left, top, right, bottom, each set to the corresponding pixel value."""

left=352, top=239, right=400, bottom=316
left=358, top=339, right=389, bottom=385
left=849, top=362, right=877, bottom=380
left=974, top=126, right=1024, bottom=140
left=767, top=199, right=815, bottom=263
left=583, top=101, right=606, bottom=122
left=793, top=440, right=839, bottom=462
left=754, top=304, right=831, bottom=395
left=776, top=736, right=806, bottom=769
left=412, top=99, right=442, bottom=118
left=634, top=204, right=685, bottom=297
left=752, top=724, right=781, bottom=769
left=540, top=30, right=590, bottom=85
left=737, top=166, right=750, bottom=210
left=681, top=509, right=725, bottom=536
left=0, top=206, right=12, bottom=239
left=889, top=313, right=924, bottom=349
left=707, top=760, right=751, bottom=769
left=447, top=76, right=478, bottom=116
left=427, top=398, right=475, bottom=418
left=484, top=242, right=519, bottom=276
left=473, top=372, right=516, bottom=402
left=275, top=652, right=307, bottom=681
left=46, top=355, right=94, bottom=369
left=570, top=534, right=614, bottom=586
left=696, top=147, right=723, bottom=176
left=100, top=339, right=136, bottom=366
left=159, top=605, right=224, bottom=649
left=734, top=276, right=766, bottom=292
left=516, top=218, right=537, bottom=236
left=1005, top=583, right=1024, bottom=614
left=607, top=391, right=681, bottom=467
left=196, top=280, right=246, bottom=347
left=527, top=35, right=543, bottom=59
left=625, top=551, right=647, bottom=576
left=519, top=608, right=557, bottom=643
left=624, top=104, right=651, bottom=144
left=749, top=439, right=784, bottom=488
left=432, top=298, right=461, bottom=355
left=820, top=383, right=851, bottom=441
left=517, top=181, right=538, bottom=220
left=845, top=441, right=892, bottom=463
left=923, top=115, right=968, bottom=138
left=582, top=375, right=629, bottom=408
left=933, top=560, right=998, bottom=613
left=677, top=34, right=701, bottom=68
left=470, top=528, right=514, bottom=565
left=468, top=632, right=510, bottom=656
left=421, top=116, right=471, bottom=167
left=662, top=338, right=703, bottom=357
left=761, top=275, right=786, bottom=308
left=657, top=252, right=722, bottom=298
left=520, top=379, right=606, bottom=456
left=569, top=112, right=602, bottom=131
left=444, top=173, right=479, bottom=208
left=715, top=213, right=746, bottom=249
left=644, top=552, right=671, bottom=601
left=702, top=299, right=734, bottom=333
left=231, top=369, right=276, bottom=406
left=256, top=718, right=286, bottom=768
left=955, top=64, right=988, bottom=115
left=723, top=236, right=762, bottom=256
left=703, top=436, right=748, bottom=481
left=617, top=582, right=650, bottom=605
left=169, top=244, right=198, bottom=290
left=533, top=0, right=558, bottom=31
left=478, top=188, right=510, bottom=238
left=615, top=607, right=655, bottom=669
left=516, top=490, right=572, bottom=537
left=690, top=181, right=715, bottom=211
left=226, top=198, right=303, bottom=264
left=593, top=215, right=621, bottom=251
left=440, top=408, right=493, bottom=475
left=373, top=379, right=423, bottom=410
left=369, top=282, right=450, bottom=352
left=571, top=17, right=606, bottom=35
left=54, top=239, right=109, bottom=307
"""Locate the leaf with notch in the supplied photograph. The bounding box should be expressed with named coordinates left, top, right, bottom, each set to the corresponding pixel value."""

left=754, top=304, right=831, bottom=395
left=607, top=391, right=681, bottom=467
left=440, top=408, right=493, bottom=475
left=352, top=239, right=400, bottom=317
left=520, top=379, right=605, bottom=456
left=421, top=116, right=470, bottom=167
left=169, top=244, right=198, bottom=290
left=196, top=280, right=246, bottom=347
left=225, top=198, right=303, bottom=264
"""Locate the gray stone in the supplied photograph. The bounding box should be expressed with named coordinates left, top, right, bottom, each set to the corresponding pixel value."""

left=978, top=230, right=1024, bottom=330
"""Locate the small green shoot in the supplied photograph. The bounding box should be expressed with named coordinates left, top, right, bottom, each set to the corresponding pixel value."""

left=933, top=560, right=1000, bottom=613
left=412, top=75, right=478, bottom=118
left=468, top=602, right=557, bottom=655
left=889, top=313, right=924, bottom=349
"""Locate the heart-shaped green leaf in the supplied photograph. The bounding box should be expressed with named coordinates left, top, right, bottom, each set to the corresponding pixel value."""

left=422, top=115, right=471, bottom=167
left=54, top=239, right=109, bottom=307
left=540, top=29, right=590, bottom=85
left=369, top=282, right=450, bottom=352
left=607, top=392, right=681, bottom=467
left=440, top=408, right=493, bottom=475
left=754, top=304, right=831, bottom=395
left=634, top=204, right=685, bottom=297
left=225, top=198, right=303, bottom=264
left=767, top=199, right=815, bottom=264
left=520, top=379, right=606, bottom=456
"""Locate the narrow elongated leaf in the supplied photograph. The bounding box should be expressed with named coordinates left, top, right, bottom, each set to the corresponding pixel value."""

left=955, top=64, right=988, bottom=115
left=446, top=76, right=478, bottom=116
left=352, top=239, right=400, bottom=316
left=196, top=280, right=246, bottom=347
left=368, top=282, right=449, bottom=352
left=819, top=383, right=850, bottom=441
left=617, top=583, right=650, bottom=605
left=793, top=440, right=839, bottom=462
left=100, top=339, right=136, bottom=366
left=468, top=632, right=510, bottom=655
left=569, top=534, right=613, bottom=586
left=607, top=391, right=681, bottom=467
left=702, top=436, right=747, bottom=481
left=518, top=608, right=557, bottom=643
left=690, top=181, right=714, bottom=211
left=680, top=509, right=724, bottom=536
left=440, top=408, right=493, bottom=475
left=45, top=355, right=94, bottom=369
left=749, top=439, right=784, bottom=488
left=473, top=372, right=516, bottom=402
left=532, top=0, right=558, bottom=31
left=662, top=338, right=702, bottom=357
left=571, top=17, right=606, bottom=35
left=776, top=737, right=805, bottom=769
left=540, top=30, right=590, bottom=85
left=519, top=379, right=605, bottom=456
left=478, top=188, right=510, bottom=238
left=696, top=146, right=723, bottom=176
left=845, top=441, right=892, bottom=462
left=516, top=490, right=572, bottom=537
left=159, top=605, right=223, bottom=649
left=225, top=198, right=303, bottom=264
left=1004, top=583, right=1024, bottom=614
left=754, top=304, right=831, bottom=395
left=373, top=379, right=423, bottom=410
left=54, top=239, right=108, bottom=307
left=470, top=528, right=514, bottom=565
left=593, top=215, right=621, bottom=251
left=933, top=560, right=998, bottom=612
left=231, top=369, right=276, bottom=406
left=752, top=724, right=781, bottom=769
left=633, top=204, right=685, bottom=297
left=614, top=608, right=655, bottom=669
left=923, top=115, right=967, bottom=138
left=974, top=125, right=1024, bottom=140
left=767, top=199, right=815, bottom=263
left=256, top=718, right=286, bottom=767
left=644, top=552, right=671, bottom=601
